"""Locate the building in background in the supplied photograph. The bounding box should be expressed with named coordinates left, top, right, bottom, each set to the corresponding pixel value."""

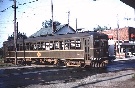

left=102, top=27, right=135, bottom=58
left=30, top=24, right=76, bottom=38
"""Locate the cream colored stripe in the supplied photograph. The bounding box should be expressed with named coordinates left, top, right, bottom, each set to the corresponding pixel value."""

left=9, top=50, right=84, bottom=52
left=6, top=57, right=84, bottom=59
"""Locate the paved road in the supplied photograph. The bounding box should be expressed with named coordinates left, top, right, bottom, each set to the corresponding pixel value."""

left=107, top=56, right=135, bottom=71
left=0, top=57, right=135, bottom=88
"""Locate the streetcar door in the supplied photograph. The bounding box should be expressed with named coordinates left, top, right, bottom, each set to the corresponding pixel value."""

left=84, top=37, right=93, bottom=65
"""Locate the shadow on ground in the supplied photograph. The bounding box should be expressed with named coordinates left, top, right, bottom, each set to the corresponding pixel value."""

left=0, top=59, right=135, bottom=88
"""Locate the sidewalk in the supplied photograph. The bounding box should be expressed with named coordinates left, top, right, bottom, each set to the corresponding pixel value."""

left=114, top=56, right=135, bottom=61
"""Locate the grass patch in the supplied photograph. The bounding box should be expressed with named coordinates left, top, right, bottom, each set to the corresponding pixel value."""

left=131, top=74, right=135, bottom=81
left=132, top=74, right=135, bottom=78
left=0, top=58, right=15, bottom=67
left=0, top=62, right=15, bottom=67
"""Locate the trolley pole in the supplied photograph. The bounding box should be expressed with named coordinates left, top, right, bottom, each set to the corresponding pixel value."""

left=76, top=18, right=77, bottom=32
left=68, top=11, right=70, bottom=29
left=14, top=0, right=17, bottom=65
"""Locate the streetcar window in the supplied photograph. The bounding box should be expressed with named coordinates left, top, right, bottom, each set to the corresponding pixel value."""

left=85, top=47, right=87, bottom=52
left=17, top=44, right=19, bottom=51
left=76, top=39, right=81, bottom=49
left=70, top=39, right=76, bottom=49
left=45, top=42, right=50, bottom=50
left=64, top=40, right=70, bottom=50
left=8, top=46, right=14, bottom=51
left=59, top=41, right=64, bottom=50
left=19, top=44, right=23, bottom=50
left=50, top=41, right=54, bottom=50
left=88, top=54, right=90, bottom=60
left=65, top=44, right=69, bottom=50
left=54, top=41, right=59, bottom=50
left=94, top=40, right=100, bottom=47
left=88, top=47, right=89, bottom=52
left=41, top=42, right=45, bottom=50
left=100, top=41, right=104, bottom=47
left=30, top=44, right=34, bottom=50
left=85, top=54, right=88, bottom=60
left=37, top=42, right=42, bottom=50
left=85, top=40, right=87, bottom=45
left=25, top=43, right=30, bottom=50
left=33, top=43, right=38, bottom=50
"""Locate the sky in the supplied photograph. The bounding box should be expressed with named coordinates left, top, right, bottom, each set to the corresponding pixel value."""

left=0, top=0, right=135, bottom=47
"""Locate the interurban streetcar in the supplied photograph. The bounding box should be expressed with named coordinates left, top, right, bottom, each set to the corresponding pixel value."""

left=3, top=31, right=109, bottom=68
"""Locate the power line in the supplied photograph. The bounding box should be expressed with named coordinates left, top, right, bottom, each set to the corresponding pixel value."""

left=0, top=6, right=12, bottom=12
left=0, top=0, right=39, bottom=12
left=0, top=22, right=13, bottom=24
left=0, top=0, right=42, bottom=25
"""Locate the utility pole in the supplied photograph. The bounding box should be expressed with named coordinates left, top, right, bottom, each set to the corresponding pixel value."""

left=51, top=0, right=54, bottom=33
left=14, top=0, right=17, bottom=65
left=117, top=14, right=120, bottom=58
left=134, top=9, right=135, bottom=21
left=17, top=22, right=18, bottom=39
